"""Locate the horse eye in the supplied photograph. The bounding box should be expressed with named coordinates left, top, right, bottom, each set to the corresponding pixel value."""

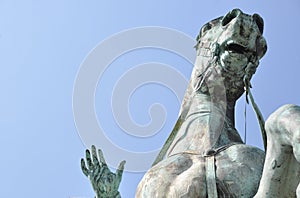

left=222, top=9, right=241, bottom=26
left=253, top=14, right=264, bottom=34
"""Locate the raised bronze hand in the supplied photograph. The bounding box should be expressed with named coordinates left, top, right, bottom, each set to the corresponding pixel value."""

left=81, top=145, right=126, bottom=198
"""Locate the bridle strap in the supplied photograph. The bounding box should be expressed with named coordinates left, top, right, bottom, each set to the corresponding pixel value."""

left=206, top=155, right=218, bottom=198
left=243, top=58, right=267, bottom=151
left=244, top=83, right=267, bottom=150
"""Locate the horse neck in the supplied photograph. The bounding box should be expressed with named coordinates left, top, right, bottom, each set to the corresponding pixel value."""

left=214, top=97, right=244, bottom=149
left=194, top=92, right=242, bottom=149
left=167, top=92, right=243, bottom=156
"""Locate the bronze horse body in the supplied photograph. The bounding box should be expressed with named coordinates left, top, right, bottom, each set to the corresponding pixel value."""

left=136, top=9, right=267, bottom=197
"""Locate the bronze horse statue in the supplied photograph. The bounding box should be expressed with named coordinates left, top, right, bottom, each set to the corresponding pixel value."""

left=136, top=8, right=267, bottom=197
left=81, top=9, right=300, bottom=198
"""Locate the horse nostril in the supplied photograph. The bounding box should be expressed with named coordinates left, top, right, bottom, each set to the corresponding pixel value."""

left=221, top=8, right=242, bottom=26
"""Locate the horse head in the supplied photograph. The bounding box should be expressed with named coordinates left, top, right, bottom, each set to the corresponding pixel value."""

left=192, top=8, right=267, bottom=103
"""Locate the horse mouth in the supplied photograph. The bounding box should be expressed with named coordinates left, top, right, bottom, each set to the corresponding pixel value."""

left=224, top=41, right=249, bottom=54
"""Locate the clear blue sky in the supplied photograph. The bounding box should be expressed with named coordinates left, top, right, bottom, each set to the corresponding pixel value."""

left=1, top=1, right=300, bottom=197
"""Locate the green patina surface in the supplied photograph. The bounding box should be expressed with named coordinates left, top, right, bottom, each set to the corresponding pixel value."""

left=81, top=145, right=125, bottom=198
left=81, top=8, right=300, bottom=198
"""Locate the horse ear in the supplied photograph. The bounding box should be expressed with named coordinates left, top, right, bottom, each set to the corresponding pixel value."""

left=195, top=23, right=212, bottom=49
left=221, top=8, right=242, bottom=27
left=197, top=23, right=212, bottom=41
left=256, top=37, right=267, bottom=59
left=201, top=23, right=212, bottom=36
left=253, top=14, right=264, bottom=34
